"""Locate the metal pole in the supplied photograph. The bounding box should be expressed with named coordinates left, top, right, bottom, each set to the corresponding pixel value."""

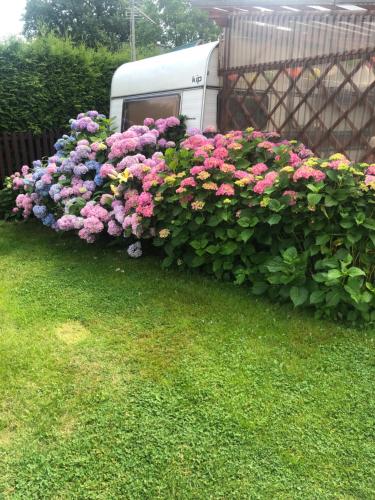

left=130, top=0, right=136, bottom=61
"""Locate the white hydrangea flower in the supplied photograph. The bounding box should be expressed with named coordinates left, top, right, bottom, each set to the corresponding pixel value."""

left=127, top=241, right=142, bottom=259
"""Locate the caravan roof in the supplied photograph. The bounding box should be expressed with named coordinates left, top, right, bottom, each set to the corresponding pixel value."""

left=111, top=41, right=219, bottom=99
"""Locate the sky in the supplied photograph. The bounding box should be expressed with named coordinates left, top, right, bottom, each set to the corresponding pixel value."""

left=0, top=0, right=26, bottom=39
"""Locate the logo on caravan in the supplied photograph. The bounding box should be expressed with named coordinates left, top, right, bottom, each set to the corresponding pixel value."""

left=192, top=75, right=203, bottom=84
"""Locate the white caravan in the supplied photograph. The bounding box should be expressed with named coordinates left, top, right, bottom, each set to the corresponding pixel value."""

left=110, top=41, right=220, bottom=132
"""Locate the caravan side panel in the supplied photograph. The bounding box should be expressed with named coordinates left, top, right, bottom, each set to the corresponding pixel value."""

left=110, top=98, right=123, bottom=132
left=181, top=89, right=204, bottom=129
left=202, top=89, right=218, bottom=130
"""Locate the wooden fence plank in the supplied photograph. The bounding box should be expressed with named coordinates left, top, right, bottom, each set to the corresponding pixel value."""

left=0, top=129, right=63, bottom=186
left=34, top=133, right=41, bottom=160
left=11, top=133, right=21, bottom=172
left=26, top=131, right=35, bottom=164
left=0, top=134, right=5, bottom=182
left=19, top=132, right=28, bottom=166
left=3, top=133, right=12, bottom=177
left=41, top=131, right=49, bottom=160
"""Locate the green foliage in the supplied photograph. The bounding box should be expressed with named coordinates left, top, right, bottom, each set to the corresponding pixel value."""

left=153, top=142, right=375, bottom=324
left=23, top=0, right=219, bottom=50
left=0, top=187, right=16, bottom=219
left=137, top=0, right=220, bottom=48
left=24, top=0, right=131, bottom=50
left=0, top=35, right=155, bottom=133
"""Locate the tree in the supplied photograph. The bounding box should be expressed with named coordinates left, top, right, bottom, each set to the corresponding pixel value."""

left=136, top=0, right=219, bottom=48
left=23, top=0, right=219, bottom=50
left=23, top=0, right=130, bottom=50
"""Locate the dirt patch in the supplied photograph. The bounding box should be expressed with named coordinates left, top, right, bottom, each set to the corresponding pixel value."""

left=55, top=321, right=90, bottom=345
left=0, top=428, right=15, bottom=447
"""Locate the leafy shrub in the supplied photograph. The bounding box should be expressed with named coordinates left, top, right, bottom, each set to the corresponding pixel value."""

left=0, top=35, right=156, bottom=133
left=3, top=113, right=374, bottom=323
left=153, top=131, right=374, bottom=322
left=0, top=184, right=16, bottom=219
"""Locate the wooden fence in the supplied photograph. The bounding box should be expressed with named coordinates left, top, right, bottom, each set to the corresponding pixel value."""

left=0, top=130, right=63, bottom=186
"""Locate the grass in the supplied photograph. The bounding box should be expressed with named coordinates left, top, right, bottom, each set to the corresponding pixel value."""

left=0, top=220, right=374, bottom=499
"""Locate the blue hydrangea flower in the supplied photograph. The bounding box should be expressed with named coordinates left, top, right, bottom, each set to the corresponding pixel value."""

left=49, top=184, right=61, bottom=198
left=41, top=213, right=56, bottom=227
left=32, top=167, right=45, bottom=181
left=73, top=164, right=89, bottom=176
left=94, top=174, right=104, bottom=187
left=33, top=205, right=48, bottom=219
left=86, top=160, right=101, bottom=171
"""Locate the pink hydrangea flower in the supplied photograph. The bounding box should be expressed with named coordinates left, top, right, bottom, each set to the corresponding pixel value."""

left=203, top=157, right=223, bottom=170
left=283, top=190, right=298, bottom=205
left=143, top=117, right=154, bottom=127
left=251, top=163, right=268, bottom=175
left=180, top=177, right=197, bottom=188
left=253, top=171, right=278, bottom=194
left=83, top=216, right=104, bottom=234
left=107, top=220, right=123, bottom=236
left=100, top=163, right=117, bottom=178
left=213, top=147, right=229, bottom=159
left=81, top=202, right=110, bottom=222
left=234, top=170, right=254, bottom=181
left=190, top=165, right=205, bottom=175
left=293, top=166, right=326, bottom=182
left=78, top=228, right=95, bottom=243
left=216, top=183, right=235, bottom=196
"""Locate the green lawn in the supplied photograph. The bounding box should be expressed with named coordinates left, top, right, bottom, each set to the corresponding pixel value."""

left=0, top=221, right=374, bottom=499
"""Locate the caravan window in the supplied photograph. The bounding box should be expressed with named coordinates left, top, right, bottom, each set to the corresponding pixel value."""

left=122, top=94, right=180, bottom=130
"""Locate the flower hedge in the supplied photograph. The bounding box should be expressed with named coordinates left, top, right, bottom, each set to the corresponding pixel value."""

left=4, top=111, right=375, bottom=323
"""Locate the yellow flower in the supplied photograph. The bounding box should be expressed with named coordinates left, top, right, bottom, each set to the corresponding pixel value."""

left=304, top=158, right=319, bottom=167
left=235, top=178, right=251, bottom=187
left=164, top=175, right=176, bottom=184
left=320, top=161, right=330, bottom=169
left=202, top=182, right=218, bottom=190
left=118, top=168, right=133, bottom=183
left=98, top=143, right=107, bottom=151
left=177, top=172, right=186, bottom=178
left=260, top=197, right=270, bottom=207
left=329, top=153, right=347, bottom=161
left=246, top=127, right=254, bottom=133
left=223, top=198, right=232, bottom=204
left=191, top=201, right=205, bottom=210
left=197, top=171, right=210, bottom=180
left=110, top=184, right=119, bottom=196
left=227, top=142, right=242, bottom=150
left=279, top=166, right=294, bottom=174
left=154, top=194, right=163, bottom=202
left=337, top=163, right=349, bottom=171
left=142, top=166, right=151, bottom=173
left=159, top=229, right=170, bottom=238
left=349, top=168, right=364, bottom=176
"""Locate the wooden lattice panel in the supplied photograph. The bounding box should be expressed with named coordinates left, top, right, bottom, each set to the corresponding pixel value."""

left=220, top=51, right=375, bottom=161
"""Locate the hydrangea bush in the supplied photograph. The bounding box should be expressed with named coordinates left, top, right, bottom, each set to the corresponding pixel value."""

left=4, top=112, right=375, bottom=323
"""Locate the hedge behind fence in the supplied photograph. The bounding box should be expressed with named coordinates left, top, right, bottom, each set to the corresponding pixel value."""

left=0, top=36, right=155, bottom=134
